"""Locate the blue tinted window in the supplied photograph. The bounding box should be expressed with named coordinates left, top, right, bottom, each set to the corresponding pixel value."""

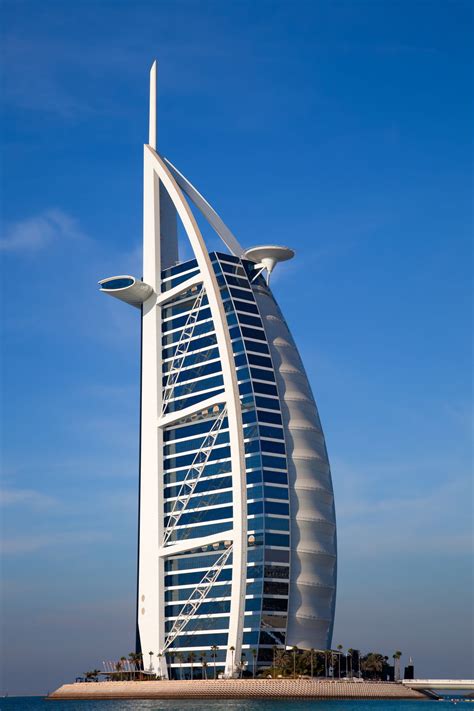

left=265, top=507, right=290, bottom=522
left=234, top=352, right=247, bottom=368
left=162, top=269, right=200, bottom=292
left=165, top=474, right=233, bottom=500
left=264, top=485, right=289, bottom=500
left=171, top=632, right=229, bottom=648
left=239, top=381, right=253, bottom=396
left=244, top=339, right=270, bottom=355
left=165, top=489, right=232, bottom=513
left=259, top=424, right=284, bottom=440
left=244, top=439, right=260, bottom=455
left=220, top=262, right=245, bottom=276
left=261, top=440, right=285, bottom=455
left=262, top=597, right=288, bottom=612
left=255, top=396, right=280, bottom=410
left=165, top=566, right=232, bottom=587
left=264, top=548, right=290, bottom=563
left=162, top=319, right=214, bottom=346
left=248, top=500, right=263, bottom=516
left=230, top=286, right=254, bottom=302
left=165, top=387, right=224, bottom=415
left=165, top=459, right=232, bottom=486
left=164, top=443, right=230, bottom=471
left=162, top=259, right=198, bottom=280
left=261, top=454, right=286, bottom=470
left=229, top=325, right=242, bottom=341
left=251, top=367, right=275, bottom=382
left=214, top=251, right=240, bottom=264
left=162, top=359, right=222, bottom=386
left=235, top=302, right=259, bottom=315
left=164, top=430, right=229, bottom=457
left=253, top=381, right=278, bottom=396
left=248, top=353, right=273, bottom=368
left=163, top=333, right=217, bottom=359
left=170, top=373, right=224, bottom=400
left=168, top=519, right=233, bottom=542
left=166, top=598, right=230, bottom=615
left=265, top=516, right=289, bottom=531
left=257, top=410, right=282, bottom=425
left=162, top=306, right=211, bottom=333
left=224, top=274, right=250, bottom=289
left=237, top=313, right=262, bottom=328
left=246, top=469, right=263, bottom=485
left=245, top=454, right=261, bottom=469
left=163, top=347, right=219, bottom=374
left=263, top=470, right=287, bottom=485
left=164, top=416, right=225, bottom=443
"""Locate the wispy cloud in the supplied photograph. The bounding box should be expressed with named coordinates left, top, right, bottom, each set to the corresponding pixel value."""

left=2, top=530, right=113, bottom=555
left=0, top=487, right=58, bottom=509
left=0, top=209, right=88, bottom=254
left=334, top=458, right=473, bottom=557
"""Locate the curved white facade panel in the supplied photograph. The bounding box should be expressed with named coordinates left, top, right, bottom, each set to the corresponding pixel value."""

left=254, top=287, right=337, bottom=650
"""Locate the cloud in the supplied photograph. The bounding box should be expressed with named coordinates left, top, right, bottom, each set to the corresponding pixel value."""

left=0, top=487, right=58, bottom=509
left=0, top=209, right=87, bottom=254
left=2, top=530, right=113, bottom=555
left=333, top=459, right=473, bottom=557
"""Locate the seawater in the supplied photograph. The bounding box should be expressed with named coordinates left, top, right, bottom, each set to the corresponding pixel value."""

left=0, top=698, right=457, bottom=711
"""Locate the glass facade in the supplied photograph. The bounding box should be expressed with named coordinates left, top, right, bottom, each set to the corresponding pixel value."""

left=161, top=252, right=290, bottom=678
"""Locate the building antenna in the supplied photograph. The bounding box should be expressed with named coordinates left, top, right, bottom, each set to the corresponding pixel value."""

left=149, top=60, right=157, bottom=149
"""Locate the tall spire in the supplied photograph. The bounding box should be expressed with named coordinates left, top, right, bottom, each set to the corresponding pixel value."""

left=149, top=60, right=157, bottom=149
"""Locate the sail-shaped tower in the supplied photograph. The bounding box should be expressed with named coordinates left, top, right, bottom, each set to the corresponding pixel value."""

left=99, top=63, right=337, bottom=680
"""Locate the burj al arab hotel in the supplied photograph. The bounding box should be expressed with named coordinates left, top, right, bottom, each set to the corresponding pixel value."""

left=99, top=63, right=337, bottom=679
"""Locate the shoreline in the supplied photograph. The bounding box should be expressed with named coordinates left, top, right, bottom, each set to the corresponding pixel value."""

left=48, top=679, right=427, bottom=700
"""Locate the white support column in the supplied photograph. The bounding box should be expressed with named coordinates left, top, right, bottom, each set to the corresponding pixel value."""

left=137, top=61, right=166, bottom=679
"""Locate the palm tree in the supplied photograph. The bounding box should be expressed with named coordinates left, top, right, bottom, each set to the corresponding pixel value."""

left=337, top=645, right=343, bottom=678
left=324, top=649, right=330, bottom=677
left=272, top=645, right=278, bottom=673
left=188, top=652, right=196, bottom=680
left=176, top=652, right=183, bottom=680
left=200, top=654, right=208, bottom=680
left=393, top=651, right=402, bottom=681
left=211, top=645, right=219, bottom=679
left=361, top=652, right=384, bottom=680
left=347, top=649, right=354, bottom=678
left=157, top=653, right=163, bottom=679
left=148, top=651, right=154, bottom=672
left=229, top=646, right=235, bottom=677
left=292, top=646, right=298, bottom=678
left=251, top=648, right=257, bottom=679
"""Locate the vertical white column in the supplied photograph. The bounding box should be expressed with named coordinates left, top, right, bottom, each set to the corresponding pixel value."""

left=137, top=61, right=167, bottom=678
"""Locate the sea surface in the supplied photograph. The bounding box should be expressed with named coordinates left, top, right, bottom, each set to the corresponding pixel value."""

left=0, top=698, right=470, bottom=711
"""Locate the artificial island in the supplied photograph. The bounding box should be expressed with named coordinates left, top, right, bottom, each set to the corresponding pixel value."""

left=50, top=62, right=454, bottom=702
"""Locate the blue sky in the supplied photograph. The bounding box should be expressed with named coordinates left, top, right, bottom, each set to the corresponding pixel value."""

left=1, top=0, right=472, bottom=696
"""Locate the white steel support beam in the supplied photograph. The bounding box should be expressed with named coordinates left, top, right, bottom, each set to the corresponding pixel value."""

left=162, top=406, right=227, bottom=546
left=161, top=544, right=233, bottom=655
left=161, top=286, right=205, bottom=415
left=144, top=146, right=247, bottom=679
left=138, top=119, right=163, bottom=674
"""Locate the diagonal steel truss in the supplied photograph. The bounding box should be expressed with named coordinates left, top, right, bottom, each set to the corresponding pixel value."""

left=162, top=405, right=228, bottom=546
left=161, top=286, right=206, bottom=415
left=161, top=543, right=233, bottom=654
